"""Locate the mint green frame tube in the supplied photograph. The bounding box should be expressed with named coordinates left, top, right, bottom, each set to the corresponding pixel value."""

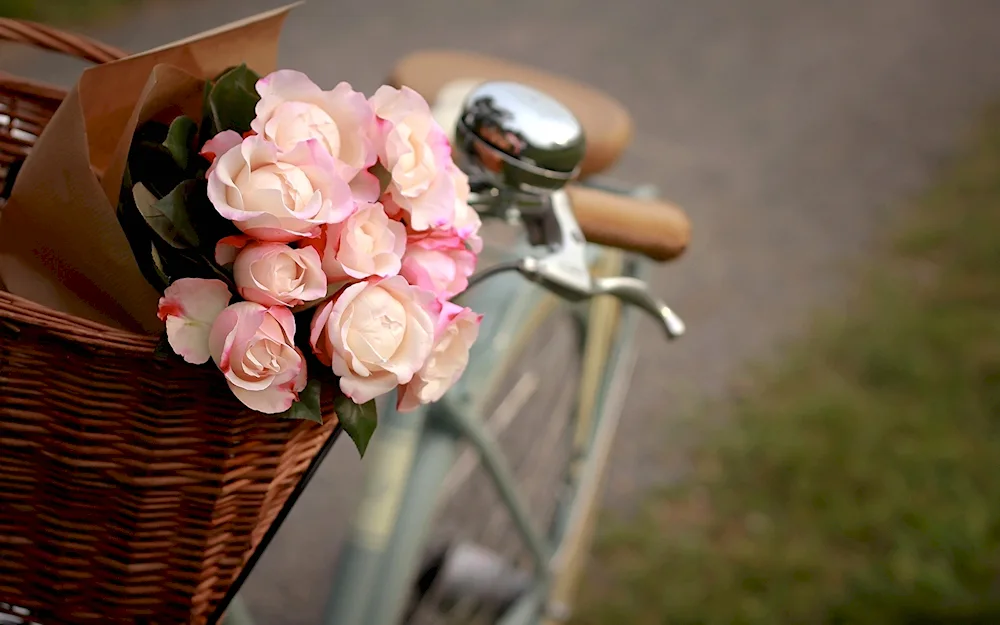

left=321, top=264, right=559, bottom=625
left=320, top=376, right=558, bottom=625
left=360, top=403, right=554, bottom=625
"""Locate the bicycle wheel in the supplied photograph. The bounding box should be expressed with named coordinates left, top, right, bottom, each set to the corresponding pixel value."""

left=394, top=219, right=583, bottom=625
left=402, top=292, right=584, bottom=624
left=401, top=243, right=636, bottom=625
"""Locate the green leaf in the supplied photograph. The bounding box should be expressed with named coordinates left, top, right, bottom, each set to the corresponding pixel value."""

left=118, top=167, right=169, bottom=293
left=207, top=64, right=261, bottom=135
left=200, top=255, right=236, bottom=287
left=133, top=181, right=201, bottom=249
left=154, top=182, right=202, bottom=248
left=278, top=378, right=323, bottom=424
left=334, top=394, right=378, bottom=456
left=127, top=120, right=187, bottom=198
left=371, top=162, right=393, bottom=194
left=182, top=178, right=241, bottom=248
left=122, top=161, right=133, bottom=193
left=199, top=79, right=216, bottom=144
left=150, top=242, right=170, bottom=286
left=153, top=332, right=172, bottom=361
left=162, top=115, right=197, bottom=170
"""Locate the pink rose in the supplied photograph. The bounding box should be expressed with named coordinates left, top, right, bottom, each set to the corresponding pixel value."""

left=214, top=234, right=252, bottom=265
left=448, top=165, right=483, bottom=253
left=399, top=230, right=476, bottom=299
left=233, top=242, right=327, bottom=307
left=397, top=302, right=482, bottom=412
left=209, top=302, right=307, bottom=414
left=253, top=70, right=377, bottom=183
left=307, top=202, right=406, bottom=282
left=370, top=86, right=456, bottom=231
left=200, top=129, right=243, bottom=164
left=157, top=278, right=233, bottom=365
left=310, top=276, right=435, bottom=404
left=206, top=135, right=354, bottom=242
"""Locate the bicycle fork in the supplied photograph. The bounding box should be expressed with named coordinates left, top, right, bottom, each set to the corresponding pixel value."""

left=320, top=399, right=555, bottom=625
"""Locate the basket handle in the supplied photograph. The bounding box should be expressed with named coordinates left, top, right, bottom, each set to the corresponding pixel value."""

left=0, top=18, right=126, bottom=64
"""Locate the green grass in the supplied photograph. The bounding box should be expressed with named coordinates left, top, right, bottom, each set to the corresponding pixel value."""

left=574, top=108, right=1000, bottom=625
left=0, top=0, right=140, bottom=24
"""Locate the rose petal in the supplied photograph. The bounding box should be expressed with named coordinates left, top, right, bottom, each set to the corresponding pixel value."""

left=309, top=297, right=337, bottom=366
left=400, top=231, right=476, bottom=299
left=371, top=276, right=435, bottom=382
left=397, top=303, right=482, bottom=411
left=215, top=235, right=252, bottom=265
left=229, top=378, right=299, bottom=414
left=164, top=317, right=213, bottom=365
left=158, top=278, right=232, bottom=365
left=349, top=170, right=381, bottom=203
left=339, top=369, right=398, bottom=404
left=269, top=305, right=297, bottom=341
left=209, top=301, right=267, bottom=373
left=256, top=69, right=323, bottom=102
left=159, top=278, right=232, bottom=324
left=200, top=130, right=243, bottom=164
left=396, top=381, right=422, bottom=413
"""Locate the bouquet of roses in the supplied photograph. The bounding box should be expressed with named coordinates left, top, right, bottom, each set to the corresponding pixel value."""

left=120, top=65, right=483, bottom=453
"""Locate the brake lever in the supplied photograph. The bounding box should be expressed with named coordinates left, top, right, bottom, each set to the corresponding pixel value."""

left=511, top=259, right=684, bottom=339
left=590, top=276, right=686, bottom=339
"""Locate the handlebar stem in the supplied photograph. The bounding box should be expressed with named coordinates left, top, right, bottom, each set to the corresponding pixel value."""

left=465, top=185, right=685, bottom=340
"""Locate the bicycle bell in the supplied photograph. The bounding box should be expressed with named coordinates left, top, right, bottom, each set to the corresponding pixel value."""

left=455, top=81, right=586, bottom=193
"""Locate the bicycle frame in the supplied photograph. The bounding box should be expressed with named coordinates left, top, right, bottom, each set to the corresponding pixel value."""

left=322, top=254, right=649, bottom=624
left=221, top=182, right=656, bottom=625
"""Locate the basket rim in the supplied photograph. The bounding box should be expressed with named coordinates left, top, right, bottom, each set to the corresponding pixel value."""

left=0, top=70, right=68, bottom=102
left=0, top=17, right=127, bottom=64
left=0, top=289, right=157, bottom=351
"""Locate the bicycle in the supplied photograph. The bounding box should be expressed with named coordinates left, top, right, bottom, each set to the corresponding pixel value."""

left=220, top=52, right=690, bottom=625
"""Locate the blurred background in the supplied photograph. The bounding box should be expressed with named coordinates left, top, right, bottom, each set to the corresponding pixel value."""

left=4, top=0, right=1000, bottom=623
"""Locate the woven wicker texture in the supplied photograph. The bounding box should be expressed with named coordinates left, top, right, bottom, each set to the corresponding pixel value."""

left=0, top=20, right=340, bottom=624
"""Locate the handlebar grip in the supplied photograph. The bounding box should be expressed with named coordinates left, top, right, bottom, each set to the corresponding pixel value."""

left=565, top=185, right=691, bottom=261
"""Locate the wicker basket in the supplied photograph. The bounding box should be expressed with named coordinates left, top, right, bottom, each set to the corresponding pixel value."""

left=0, top=19, right=340, bottom=625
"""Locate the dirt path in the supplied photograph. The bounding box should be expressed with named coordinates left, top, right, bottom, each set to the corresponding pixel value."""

left=7, top=0, right=1000, bottom=621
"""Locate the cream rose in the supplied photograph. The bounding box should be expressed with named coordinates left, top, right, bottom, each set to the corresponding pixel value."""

left=206, top=135, right=354, bottom=242
left=253, top=70, right=377, bottom=181
left=308, top=202, right=406, bottom=282
left=370, top=86, right=456, bottom=231
left=233, top=242, right=327, bottom=307
left=209, top=302, right=307, bottom=414
left=310, top=276, right=435, bottom=403
left=397, top=302, right=482, bottom=412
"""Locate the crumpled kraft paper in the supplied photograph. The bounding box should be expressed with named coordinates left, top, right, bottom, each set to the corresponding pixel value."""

left=0, top=3, right=299, bottom=333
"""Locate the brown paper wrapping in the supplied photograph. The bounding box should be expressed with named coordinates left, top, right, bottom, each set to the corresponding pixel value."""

left=0, top=3, right=299, bottom=333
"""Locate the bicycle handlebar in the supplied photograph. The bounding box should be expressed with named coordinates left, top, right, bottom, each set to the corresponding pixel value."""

left=565, top=185, right=691, bottom=262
